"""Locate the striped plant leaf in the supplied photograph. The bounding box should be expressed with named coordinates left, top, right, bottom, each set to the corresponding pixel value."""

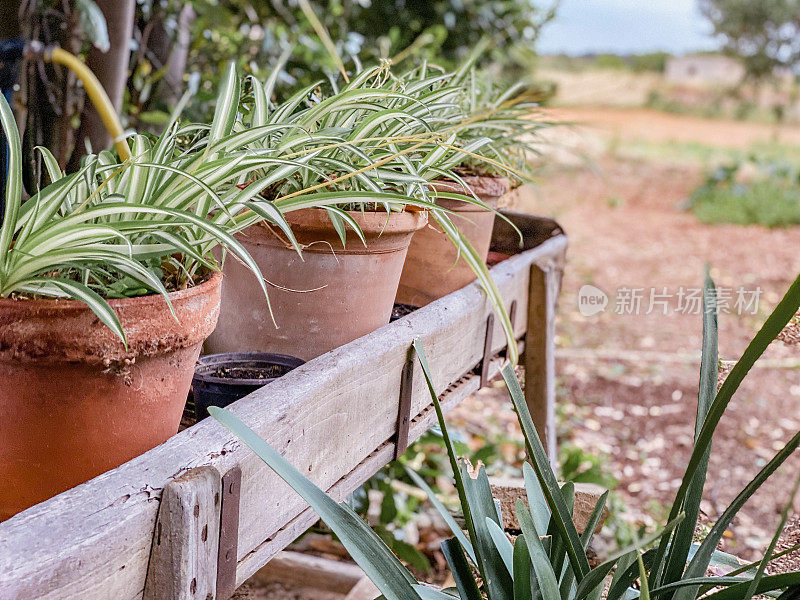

left=16, top=277, right=126, bottom=345
left=209, top=406, right=421, bottom=600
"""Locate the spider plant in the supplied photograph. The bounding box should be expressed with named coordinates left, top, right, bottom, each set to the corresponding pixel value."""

left=190, top=58, right=525, bottom=362
left=244, top=46, right=546, bottom=193
left=212, top=270, right=800, bottom=599
left=453, top=68, right=549, bottom=184
left=369, top=41, right=548, bottom=188
left=0, top=65, right=448, bottom=345
left=0, top=88, right=277, bottom=343
left=0, top=50, right=533, bottom=362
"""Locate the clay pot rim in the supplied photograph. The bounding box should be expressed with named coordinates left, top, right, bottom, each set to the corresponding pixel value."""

left=432, top=175, right=512, bottom=199
left=283, top=207, right=428, bottom=235
left=0, top=271, right=223, bottom=312
left=0, top=272, right=223, bottom=364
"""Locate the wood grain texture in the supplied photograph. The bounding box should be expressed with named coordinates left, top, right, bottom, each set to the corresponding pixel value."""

left=252, top=551, right=365, bottom=594
left=344, top=577, right=382, bottom=600
left=233, top=360, right=507, bottom=588
left=489, top=477, right=607, bottom=533
left=143, top=466, right=221, bottom=600
left=0, top=224, right=566, bottom=600
left=524, top=258, right=565, bottom=466
left=217, top=466, right=242, bottom=600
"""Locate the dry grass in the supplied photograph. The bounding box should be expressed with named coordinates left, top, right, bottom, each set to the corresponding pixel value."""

left=539, top=69, right=663, bottom=108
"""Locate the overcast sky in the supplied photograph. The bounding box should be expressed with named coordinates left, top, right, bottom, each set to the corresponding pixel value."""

left=537, top=0, right=720, bottom=55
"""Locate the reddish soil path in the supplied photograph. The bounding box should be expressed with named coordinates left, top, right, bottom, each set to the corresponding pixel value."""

left=524, top=159, right=800, bottom=358
left=453, top=155, right=800, bottom=558
left=550, top=106, right=800, bottom=148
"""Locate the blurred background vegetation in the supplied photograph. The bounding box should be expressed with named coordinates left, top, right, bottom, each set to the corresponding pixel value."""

left=127, top=0, right=556, bottom=125
left=1, top=0, right=555, bottom=182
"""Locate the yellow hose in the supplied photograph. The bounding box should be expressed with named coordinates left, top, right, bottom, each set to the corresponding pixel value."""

left=46, top=47, right=131, bottom=161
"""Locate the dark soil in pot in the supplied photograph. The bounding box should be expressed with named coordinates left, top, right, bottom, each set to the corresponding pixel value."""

left=390, top=302, right=419, bottom=321
left=192, top=352, right=304, bottom=420
left=208, top=364, right=291, bottom=379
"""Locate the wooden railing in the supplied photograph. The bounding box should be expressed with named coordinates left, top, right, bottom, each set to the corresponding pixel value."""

left=0, top=211, right=567, bottom=600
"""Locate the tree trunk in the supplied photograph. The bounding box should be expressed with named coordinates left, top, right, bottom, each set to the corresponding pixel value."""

left=141, top=3, right=195, bottom=116
left=19, top=2, right=85, bottom=192
left=0, top=3, right=20, bottom=40
left=70, top=0, right=135, bottom=164
left=162, top=3, right=196, bottom=106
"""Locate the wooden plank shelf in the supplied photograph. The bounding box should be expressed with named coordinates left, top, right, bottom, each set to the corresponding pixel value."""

left=0, top=210, right=566, bottom=600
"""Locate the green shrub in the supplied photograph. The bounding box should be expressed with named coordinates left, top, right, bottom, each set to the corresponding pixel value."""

left=128, top=0, right=555, bottom=126
left=593, top=54, right=629, bottom=70
left=630, top=52, right=670, bottom=73
left=734, top=100, right=759, bottom=121
left=645, top=90, right=688, bottom=115
left=688, top=162, right=800, bottom=227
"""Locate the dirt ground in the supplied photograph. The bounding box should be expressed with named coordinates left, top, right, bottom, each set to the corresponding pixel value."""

left=452, top=109, right=800, bottom=560
left=255, top=109, right=800, bottom=597
left=538, top=69, right=663, bottom=108
left=549, top=106, right=800, bottom=148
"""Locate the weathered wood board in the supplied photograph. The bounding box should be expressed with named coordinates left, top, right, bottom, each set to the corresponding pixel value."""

left=252, top=550, right=381, bottom=599
left=0, top=213, right=566, bottom=599
left=489, top=477, right=607, bottom=533
left=143, top=467, right=222, bottom=600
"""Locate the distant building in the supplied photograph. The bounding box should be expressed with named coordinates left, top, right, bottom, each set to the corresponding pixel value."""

left=665, top=54, right=745, bottom=87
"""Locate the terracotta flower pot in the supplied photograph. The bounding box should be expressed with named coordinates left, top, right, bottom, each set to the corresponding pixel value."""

left=396, top=176, right=510, bottom=307
left=204, top=208, right=427, bottom=361
left=0, top=272, right=222, bottom=521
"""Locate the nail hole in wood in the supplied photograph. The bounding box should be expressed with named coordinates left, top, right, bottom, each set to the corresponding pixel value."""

left=201, top=524, right=208, bottom=542
left=190, top=577, right=197, bottom=594
left=215, top=492, right=220, bottom=506
left=193, top=504, right=200, bottom=518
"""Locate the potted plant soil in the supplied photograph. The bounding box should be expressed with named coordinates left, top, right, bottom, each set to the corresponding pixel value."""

left=192, top=352, right=305, bottom=420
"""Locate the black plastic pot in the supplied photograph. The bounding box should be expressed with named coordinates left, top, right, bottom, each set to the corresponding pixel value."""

left=390, top=302, right=419, bottom=322
left=191, top=352, right=305, bottom=421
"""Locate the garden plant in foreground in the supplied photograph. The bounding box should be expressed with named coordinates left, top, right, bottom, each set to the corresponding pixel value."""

left=213, top=271, right=800, bottom=598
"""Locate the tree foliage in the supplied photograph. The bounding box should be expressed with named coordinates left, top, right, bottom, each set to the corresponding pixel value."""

left=13, top=1, right=553, bottom=174
left=129, top=0, right=554, bottom=124
left=700, top=0, right=800, bottom=82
